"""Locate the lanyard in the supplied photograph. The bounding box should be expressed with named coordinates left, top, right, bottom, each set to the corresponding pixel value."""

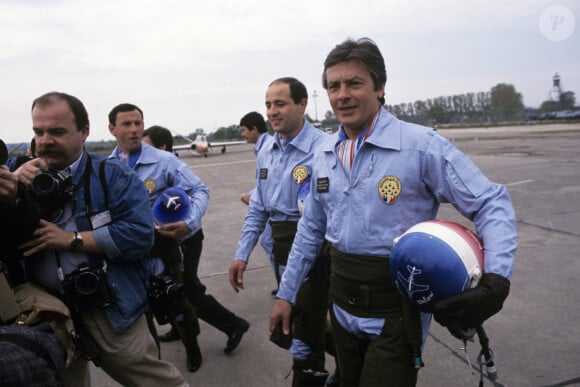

left=337, top=107, right=381, bottom=174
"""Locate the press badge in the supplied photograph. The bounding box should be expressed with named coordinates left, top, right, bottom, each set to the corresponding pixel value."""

left=90, top=210, right=112, bottom=229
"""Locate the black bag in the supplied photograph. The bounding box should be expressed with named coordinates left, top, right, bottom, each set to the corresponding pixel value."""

left=0, top=323, right=66, bottom=386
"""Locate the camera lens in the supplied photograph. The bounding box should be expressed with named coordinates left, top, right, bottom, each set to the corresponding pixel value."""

left=74, top=271, right=100, bottom=295
left=31, top=173, right=58, bottom=196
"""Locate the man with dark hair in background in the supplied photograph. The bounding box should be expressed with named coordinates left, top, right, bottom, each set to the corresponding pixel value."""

left=143, top=125, right=174, bottom=152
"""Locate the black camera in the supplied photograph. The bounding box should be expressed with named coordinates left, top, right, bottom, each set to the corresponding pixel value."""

left=148, top=274, right=185, bottom=325
left=31, top=169, right=74, bottom=199
left=61, top=263, right=113, bottom=312
left=0, top=139, right=7, bottom=165
left=30, top=170, right=75, bottom=220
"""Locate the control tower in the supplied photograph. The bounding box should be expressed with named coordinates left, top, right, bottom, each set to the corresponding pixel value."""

left=548, top=73, right=563, bottom=101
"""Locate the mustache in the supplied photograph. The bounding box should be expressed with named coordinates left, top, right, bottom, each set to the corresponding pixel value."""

left=37, top=146, right=62, bottom=157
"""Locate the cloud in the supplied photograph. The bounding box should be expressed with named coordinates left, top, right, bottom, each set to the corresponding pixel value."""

left=1, top=0, right=578, bottom=143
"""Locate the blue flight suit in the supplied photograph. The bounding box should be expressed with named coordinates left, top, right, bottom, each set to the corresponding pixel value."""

left=278, top=107, right=517, bottom=386
left=234, top=120, right=330, bottom=375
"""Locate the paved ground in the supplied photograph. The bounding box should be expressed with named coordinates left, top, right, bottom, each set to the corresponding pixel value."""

left=92, top=122, right=580, bottom=386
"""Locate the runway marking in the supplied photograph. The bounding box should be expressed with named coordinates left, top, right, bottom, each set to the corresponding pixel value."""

left=189, top=159, right=256, bottom=169
left=506, top=179, right=534, bottom=187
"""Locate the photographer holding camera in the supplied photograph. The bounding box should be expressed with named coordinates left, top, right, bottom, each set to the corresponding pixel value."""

left=1, top=140, right=40, bottom=286
left=1, top=140, right=68, bottom=386
left=14, top=92, right=187, bottom=387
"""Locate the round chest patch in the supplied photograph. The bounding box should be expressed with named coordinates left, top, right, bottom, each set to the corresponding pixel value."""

left=292, top=165, right=309, bottom=184
left=378, top=176, right=401, bottom=204
left=144, top=178, right=157, bottom=194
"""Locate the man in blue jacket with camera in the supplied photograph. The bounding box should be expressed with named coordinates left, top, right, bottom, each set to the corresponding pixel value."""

left=15, top=92, right=187, bottom=387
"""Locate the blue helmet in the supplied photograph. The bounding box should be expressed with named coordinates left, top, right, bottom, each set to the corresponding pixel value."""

left=152, top=187, right=191, bottom=225
left=390, top=220, right=484, bottom=308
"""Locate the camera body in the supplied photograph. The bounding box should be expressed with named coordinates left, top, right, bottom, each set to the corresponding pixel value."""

left=61, top=263, right=113, bottom=312
left=148, top=274, right=185, bottom=325
left=30, top=170, right=76, bottom=220
left=31, top=170, right=74, bottom=199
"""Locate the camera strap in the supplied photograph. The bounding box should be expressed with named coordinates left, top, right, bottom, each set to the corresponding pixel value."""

left=82, top=154, right=110, bottom=218
left=53, top=154, right=110, bottom=281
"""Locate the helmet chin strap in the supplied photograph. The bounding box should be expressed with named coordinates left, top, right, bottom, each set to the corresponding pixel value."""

left=454, top=324, right=497, bottom=387
left=476, top=326, right=497, bottom=384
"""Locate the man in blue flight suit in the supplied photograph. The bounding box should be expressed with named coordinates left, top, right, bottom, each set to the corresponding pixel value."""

left=229, top=78, right=333, bottom=386
left=270, top=38, right=517, bottom=387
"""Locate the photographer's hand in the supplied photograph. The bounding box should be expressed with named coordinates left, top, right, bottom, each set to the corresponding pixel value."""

left=0, top=166, right=19, bottom=205
left=13, top=157, right=46, bottom=188
left=19, top=219, right=69, bottom=256
left=18, top=220, right=101, bottom=256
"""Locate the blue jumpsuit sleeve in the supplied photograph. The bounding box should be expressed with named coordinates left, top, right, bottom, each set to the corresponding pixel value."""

left=234, top=175, right=269, bottom=262
left=169, top=156, right=209, bottom=237
left=423, top=135, right=517, bottom=279
left=277, top=166, right=327, bottom=304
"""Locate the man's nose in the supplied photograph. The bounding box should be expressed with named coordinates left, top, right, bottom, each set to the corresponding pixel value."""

left=337, top=84, right=350, bottom=99
left=37, top=133, right=53, bottom=145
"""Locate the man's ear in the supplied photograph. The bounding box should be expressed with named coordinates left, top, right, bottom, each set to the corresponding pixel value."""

left=81, top=125, right=90, bottom=142
left=299, top=98, right=307, bottom=114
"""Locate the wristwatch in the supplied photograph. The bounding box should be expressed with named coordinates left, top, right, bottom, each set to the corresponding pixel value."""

left=70, top=231, right=83, bottom=251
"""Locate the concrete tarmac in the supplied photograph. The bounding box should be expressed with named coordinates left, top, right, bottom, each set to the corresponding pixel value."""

left=92, top=122, right=580, bottom=386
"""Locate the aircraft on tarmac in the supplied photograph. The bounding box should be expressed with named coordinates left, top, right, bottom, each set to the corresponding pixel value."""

left=172, top=134, right=246, bottom=157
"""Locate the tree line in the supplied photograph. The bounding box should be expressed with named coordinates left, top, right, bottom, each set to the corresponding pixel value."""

left=385, top=83, right=577, bottom=127
left=203, top=82, right=578, bottom=140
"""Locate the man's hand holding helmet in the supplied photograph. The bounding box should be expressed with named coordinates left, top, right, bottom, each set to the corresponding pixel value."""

left=432, top=272, right=510, bottom=329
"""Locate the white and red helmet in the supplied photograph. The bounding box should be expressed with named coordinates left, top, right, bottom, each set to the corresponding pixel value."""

left=390, top=220, right=484, bottom=307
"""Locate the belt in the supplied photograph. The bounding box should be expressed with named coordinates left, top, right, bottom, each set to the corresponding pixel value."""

left=329, top=248, right=401, bottom=316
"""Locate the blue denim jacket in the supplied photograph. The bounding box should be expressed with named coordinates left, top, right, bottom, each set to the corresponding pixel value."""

left=71, top=152, right=155, bottom=334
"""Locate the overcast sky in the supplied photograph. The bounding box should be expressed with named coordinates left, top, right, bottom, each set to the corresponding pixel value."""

left=1, top=0, right=578, bottom=144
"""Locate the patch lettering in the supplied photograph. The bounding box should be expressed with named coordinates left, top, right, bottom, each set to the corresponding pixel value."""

left=317, top=177, right=329, bottom=193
